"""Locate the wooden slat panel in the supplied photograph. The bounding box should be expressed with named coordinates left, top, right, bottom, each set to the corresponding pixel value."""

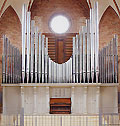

left=50, top=98, right=71, bottom=103
left=43, top=33, right=76, bottom=63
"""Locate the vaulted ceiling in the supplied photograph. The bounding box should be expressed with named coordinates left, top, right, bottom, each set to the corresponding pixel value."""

left=0, top=0, right=120, bottom=23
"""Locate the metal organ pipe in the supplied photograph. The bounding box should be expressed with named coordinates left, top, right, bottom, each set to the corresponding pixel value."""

left=2, top=2, right=118, bottom=84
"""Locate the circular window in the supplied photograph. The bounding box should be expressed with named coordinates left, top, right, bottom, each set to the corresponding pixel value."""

left=50, top=15, right=70, bottom=34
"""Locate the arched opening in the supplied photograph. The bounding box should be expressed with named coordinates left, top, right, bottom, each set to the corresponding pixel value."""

left=30, top=0, right=89, bottom=63
left=99, top=5, right=120, bottom=86
left=0, top=6, right=21, bottom=82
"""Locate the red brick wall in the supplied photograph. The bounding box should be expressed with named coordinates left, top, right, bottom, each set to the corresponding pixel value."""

left=99, top=6, right=120, bottom=87
left=1, top=2, right=120, bottom=85
left=0, top=6, right=21, bottom=83
left=30, top=0, right=90, bottom=63
left=30, top=0, right=90, bottom=33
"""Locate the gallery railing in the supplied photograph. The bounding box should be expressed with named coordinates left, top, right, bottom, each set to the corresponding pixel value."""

left=0, top=113, right=120, bottom=126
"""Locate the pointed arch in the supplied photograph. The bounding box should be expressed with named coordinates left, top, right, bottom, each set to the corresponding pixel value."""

left=0, top=5, right=21, bottom=24
left=100, top=6, right=119, bottom=23
left=113, top=0, right=120, bottom=16
left=99, top=5, right=120, bottom=47
left=0, top=5, right=22, bottom=50
left=0, top=0, right=7, bottom=16
left=30, top=0, right=90, bottom=63
left=0, top=5, right=22, bottom=83
left=30, top=0, right=90, bottom=18
left=99, top=5, right=120, bottom=83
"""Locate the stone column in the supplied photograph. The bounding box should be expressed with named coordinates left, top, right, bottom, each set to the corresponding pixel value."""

left=115, top=87, right=118, bottom=113
left=33, top=86, right=37, bottom=114
left=21, top=87, right=24, bottom=110
left=71, top=86, right=75, bottom=113
left=96, top=86, right=100, bottom=114
left=3, top=87, right=6, bottom=114
left=46, top=87, right=49, bottom=114
left=84, top=86, right=87, bottom=114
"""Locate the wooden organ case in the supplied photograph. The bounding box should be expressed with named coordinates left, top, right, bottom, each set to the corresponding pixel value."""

left=50, top=98, right=71, bottom=114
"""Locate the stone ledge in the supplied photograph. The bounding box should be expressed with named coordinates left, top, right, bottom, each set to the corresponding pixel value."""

left=0, top=83, right=119, bottom=87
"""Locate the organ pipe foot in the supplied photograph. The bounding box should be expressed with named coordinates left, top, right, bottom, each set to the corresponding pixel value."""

left=83, top=73, right=86, bottom=83
left=22, top=72, right=25, bottom=83
left=87, top=73, right=90, bottom=83
left=96, top=71, right=99, bottom=83
left=92, top=72, right=94, bottom=83
left=31, top=73, right=33, bottom=83
left=26, top=73, right=29, bottom=83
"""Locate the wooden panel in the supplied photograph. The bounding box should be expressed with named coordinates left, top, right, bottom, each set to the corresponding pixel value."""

left=50, top=98, right=71, bottom=104
left=57, top=40, right=64, bottom=64
left=43, top=33, right=77, bottom=64
left=50, top=98, right=71, bottom=114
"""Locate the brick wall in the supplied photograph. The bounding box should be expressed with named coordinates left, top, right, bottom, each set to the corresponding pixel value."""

left=30, top=0, right=90, bottom=33
left=0, top=0, right=90, bottom=83
left=0, top=6, right=21, bottom=84
left=0, top=1, right=119, bottom=85
left=30, top=0, right=89, bottom=63
left=99, top=6, right=120, bottom=88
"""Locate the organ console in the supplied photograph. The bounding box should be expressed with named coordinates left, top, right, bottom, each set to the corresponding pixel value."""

left=50, top=98, right=71, bottom=114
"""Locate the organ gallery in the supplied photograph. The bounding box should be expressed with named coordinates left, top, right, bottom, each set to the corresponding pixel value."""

left=0, top=0, right=120, bottom=125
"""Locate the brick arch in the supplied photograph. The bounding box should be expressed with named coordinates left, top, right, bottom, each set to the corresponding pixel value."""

left=0, top=5, right=21, bottom=48
left=30, top=0, right=90, bottom=33
left=99, top=5, right=120, bottom=84
left=30, top=0, right=89, bottom=63
left=0, top=5, right=21, bottom=83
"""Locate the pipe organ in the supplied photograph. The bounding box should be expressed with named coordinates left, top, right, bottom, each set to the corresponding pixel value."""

left=1, top=1, right=119, bottom=116
left=99, top=36, right=118, bottom=83
left=2, top=36, right=21, bottom=84
left=2, top=2, right=118, bottom=84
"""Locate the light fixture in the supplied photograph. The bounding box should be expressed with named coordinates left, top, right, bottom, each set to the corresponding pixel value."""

left=50, top=15, right=70, bottom=34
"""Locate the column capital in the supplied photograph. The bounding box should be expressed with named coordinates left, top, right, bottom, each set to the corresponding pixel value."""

left=71, top=86, right=75, bottom=92
left=84, top=86, right=87, bottom=94
left=33, top=86, right=37, bottom=89
left=33, top=86, right=37, bottom=94
left=21, top=86, right=24, bottom=93
left=46, top=86, right=49, bottom=89
left=96, top=86, right=100, bottom=94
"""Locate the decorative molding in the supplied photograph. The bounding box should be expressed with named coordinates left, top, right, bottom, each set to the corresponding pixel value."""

left=113, top=0, right=120, bottom=16
left=28, top=0, right=32, bottom=11
left=0, top=0, right=7, bottom=16
left=96, top=86, right=100, bottom=94
left=88, top=0, right=92, bottom=9
left=1, top=83, right=119, bottom=87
